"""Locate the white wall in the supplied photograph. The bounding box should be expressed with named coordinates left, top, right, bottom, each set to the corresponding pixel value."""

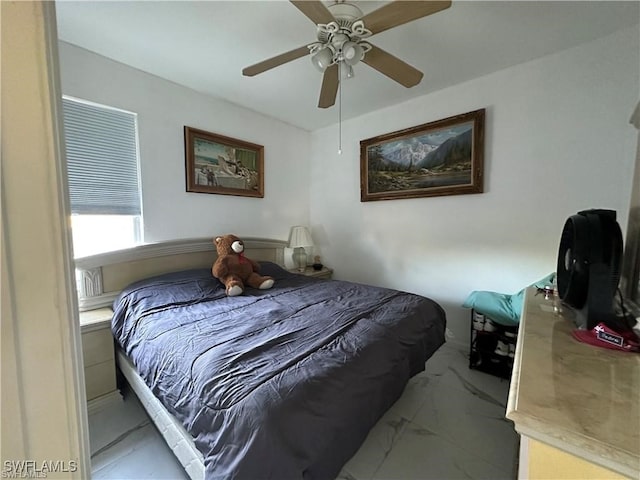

left=58, top=42, right=311, bottom=244
left=309, top=26, right=640, bottom=345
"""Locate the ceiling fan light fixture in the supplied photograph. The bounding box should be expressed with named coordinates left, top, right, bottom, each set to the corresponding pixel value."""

left=311, top=46, right=334, bottom=72
left=342, top=41, right=364, bottom=66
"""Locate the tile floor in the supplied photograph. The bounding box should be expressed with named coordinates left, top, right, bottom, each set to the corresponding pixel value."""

left=88, top=342, right=520, bottom=479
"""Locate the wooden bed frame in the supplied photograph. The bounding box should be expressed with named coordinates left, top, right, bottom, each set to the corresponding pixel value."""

left=75, top=237, right=288, bottom=311
left=75, top=237, right=289, bottom=479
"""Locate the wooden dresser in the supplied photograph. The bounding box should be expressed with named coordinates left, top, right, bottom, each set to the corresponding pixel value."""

left=507, top=287, right=639, bottom=479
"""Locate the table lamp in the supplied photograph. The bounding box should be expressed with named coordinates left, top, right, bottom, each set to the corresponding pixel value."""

left=288, top=226, right=314, bottom=272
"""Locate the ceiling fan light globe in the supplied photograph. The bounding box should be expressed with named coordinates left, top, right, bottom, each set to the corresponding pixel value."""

left=342, top=42, right=364, bottom=66
left=311, top=47, right=333, bottom=72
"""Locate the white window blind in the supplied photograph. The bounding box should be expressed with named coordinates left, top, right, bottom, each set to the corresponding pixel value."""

left=62, top=97, right=141, bottom=215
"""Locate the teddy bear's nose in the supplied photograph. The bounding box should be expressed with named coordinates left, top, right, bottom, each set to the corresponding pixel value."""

left=231, top=241, right=244, bottom=253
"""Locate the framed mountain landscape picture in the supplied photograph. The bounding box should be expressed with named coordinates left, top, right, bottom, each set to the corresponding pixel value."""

left=360, top=109, right=485, bottom=202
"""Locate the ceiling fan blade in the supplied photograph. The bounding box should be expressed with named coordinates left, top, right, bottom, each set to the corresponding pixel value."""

left=242, top=45, right=310, bottom=77
left=318, top=64, right=339, bottom=108
left=290, top=0, right=335, bottom=25
left=360, top=1, right=452, bottom=35
left=362, top=44, right=423, bottom=87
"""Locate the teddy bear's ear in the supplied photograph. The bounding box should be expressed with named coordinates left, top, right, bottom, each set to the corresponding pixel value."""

left=214, top=236, right=222, bottom=244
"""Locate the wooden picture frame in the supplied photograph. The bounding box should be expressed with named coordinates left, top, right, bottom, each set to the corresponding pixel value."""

left=184, top=126, right=264, bottom=197
left=360, top=109, right=485, bottom=202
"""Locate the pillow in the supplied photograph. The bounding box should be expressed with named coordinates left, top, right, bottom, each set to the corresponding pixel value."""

left=462, top=273, right=555, bottom=326
left=257, top=261, right=293, bottom=279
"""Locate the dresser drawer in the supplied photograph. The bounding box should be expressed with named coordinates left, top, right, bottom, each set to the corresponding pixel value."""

left=82, top=328, right=114, bottom=367
left=84, top=361, right=117, bottom=401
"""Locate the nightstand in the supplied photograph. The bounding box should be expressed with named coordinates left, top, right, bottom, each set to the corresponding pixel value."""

left=289, top=266, right=333, bottom=279
left=79, top=308, right=121, bottom=413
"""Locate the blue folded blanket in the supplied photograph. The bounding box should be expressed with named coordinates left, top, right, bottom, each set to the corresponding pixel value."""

left=462, top=273, right=555, bottom=326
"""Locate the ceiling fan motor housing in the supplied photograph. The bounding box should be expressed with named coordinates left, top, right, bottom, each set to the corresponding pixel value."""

left=328, top=1, right=364, bottom=25
left=556, top=209, right=623, bottom=330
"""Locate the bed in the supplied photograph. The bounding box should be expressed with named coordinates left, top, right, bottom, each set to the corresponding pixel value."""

left=76, top=237, right=446, bottom=480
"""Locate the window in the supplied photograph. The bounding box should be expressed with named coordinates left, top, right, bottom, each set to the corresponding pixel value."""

left=62, top=96, right=142, bottom=257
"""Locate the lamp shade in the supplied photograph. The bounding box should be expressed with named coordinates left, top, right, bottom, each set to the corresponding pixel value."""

left=342, top=41, right=364, bottom=66
left=311, top=47, right=334, bottom=72
left=289, top=226, right=314, bottom=248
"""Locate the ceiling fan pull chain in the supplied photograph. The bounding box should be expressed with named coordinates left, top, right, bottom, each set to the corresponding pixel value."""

left=338, top=62, right=342, bottom=155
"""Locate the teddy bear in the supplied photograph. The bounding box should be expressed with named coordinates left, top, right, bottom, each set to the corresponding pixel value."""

left=212, top=234, right=274, bottom=296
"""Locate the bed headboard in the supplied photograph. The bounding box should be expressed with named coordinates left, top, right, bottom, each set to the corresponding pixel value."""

left=75, top=237, right=288, bottom=311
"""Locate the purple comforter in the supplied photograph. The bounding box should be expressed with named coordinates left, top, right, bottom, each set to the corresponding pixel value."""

left=112, top=262, right=446, bottom=480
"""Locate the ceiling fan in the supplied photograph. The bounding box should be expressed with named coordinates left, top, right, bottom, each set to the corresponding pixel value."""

left=242, top=1, right=452, bottom=109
